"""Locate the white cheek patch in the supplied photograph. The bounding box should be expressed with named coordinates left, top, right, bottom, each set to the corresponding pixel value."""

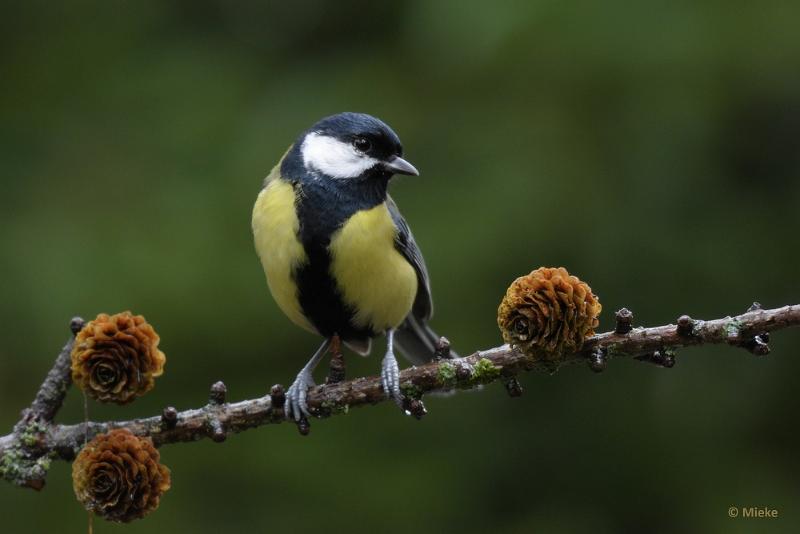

left=301, top=132, right=380, bottom=179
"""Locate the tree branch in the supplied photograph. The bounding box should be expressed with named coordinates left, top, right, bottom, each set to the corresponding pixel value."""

left=2, top=304, right=798, bottom=490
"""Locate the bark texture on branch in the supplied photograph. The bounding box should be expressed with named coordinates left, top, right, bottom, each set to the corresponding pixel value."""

left=1, top=304, right=798, bottom=490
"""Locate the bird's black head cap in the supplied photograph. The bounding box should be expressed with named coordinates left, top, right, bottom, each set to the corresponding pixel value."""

left=282, top=112, right=419, bottom=182
left=312, top=112, right=404, bottom=161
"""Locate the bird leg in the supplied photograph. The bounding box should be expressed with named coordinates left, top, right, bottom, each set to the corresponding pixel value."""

left=326, top=334, right=346, bottom=384
left=381, top=329, right=403, bottom=408
left=285, top=338, right=331, bottom=421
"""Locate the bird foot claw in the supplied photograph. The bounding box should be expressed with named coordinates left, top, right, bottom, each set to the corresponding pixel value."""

left=381, top=351, right=403, bottom=409
left=285, top=370, right=315, bottom=421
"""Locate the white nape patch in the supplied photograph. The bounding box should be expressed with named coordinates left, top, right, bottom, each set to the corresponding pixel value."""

left=301, top=132, right=380, bottom=179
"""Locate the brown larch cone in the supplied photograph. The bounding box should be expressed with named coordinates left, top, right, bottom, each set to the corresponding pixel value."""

left=498, top=267, right=601, bottom=366
left=72, top=428, right=171, bottom=523
left=71, top=311, right=166, bottom=404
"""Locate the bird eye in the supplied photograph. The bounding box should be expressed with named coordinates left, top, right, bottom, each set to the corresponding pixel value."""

left=353, top=137, right=371, bottom=152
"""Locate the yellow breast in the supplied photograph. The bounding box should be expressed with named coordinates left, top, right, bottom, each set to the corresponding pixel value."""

left=252, top=172, right=316, bottom=333
left=329, top=203, right=417, bottom=333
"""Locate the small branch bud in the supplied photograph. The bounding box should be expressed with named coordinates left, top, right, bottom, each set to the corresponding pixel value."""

left=296, top=416, right=310, bottom=436
left=739, top=305, right=770, bottom=356
left=434, top=337, right=451, bottom=360
left=209, top=381, right=227, bottom=405
left=615, top=308, right=633, bottom=334
left=270, top=384, right=285, bottom=409
left=751, top=336, right=770, bottom=356
left=208, top=419, right=226, bottom=442
left=635, top=350, right=675, bottom=368
left=403, top=397, right=427, bottom=419
left=742, top=335, right=770, bottom=356
left=676, top=315, right=694, bottom=336
left=455, top=364, right=472, bottom=381
left=747, top=302, right=762, bottom=312
left=503, top=377, right=523, bottom=397
left=161, top=406, right=178, bottom=429
left=69, top=316, right=85, bottom=336
left=588, top=348, right=607, bottom=373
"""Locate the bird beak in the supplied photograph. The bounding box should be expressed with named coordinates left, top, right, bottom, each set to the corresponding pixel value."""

left=383, top=156, right=419, bottom=176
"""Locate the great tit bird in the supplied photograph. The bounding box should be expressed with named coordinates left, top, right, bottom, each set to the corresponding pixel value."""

left=252, top=112, right=448, bottom=420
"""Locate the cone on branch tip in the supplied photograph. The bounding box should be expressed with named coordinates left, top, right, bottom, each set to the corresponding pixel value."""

left=72, top=429, right=171, bottom=523
left=497, top=267, right=601, bottom=366
left=70, top=311, right=166, bottom=404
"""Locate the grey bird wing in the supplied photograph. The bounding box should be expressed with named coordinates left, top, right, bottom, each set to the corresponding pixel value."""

left=386, top=196, right=432, bottom=321
left=387, top=196, right=454, bottom=365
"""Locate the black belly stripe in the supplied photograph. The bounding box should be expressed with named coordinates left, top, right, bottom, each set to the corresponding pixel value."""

left=289, top=171, right=391, bottom=342
left=294, top=241, right=360, bottom=339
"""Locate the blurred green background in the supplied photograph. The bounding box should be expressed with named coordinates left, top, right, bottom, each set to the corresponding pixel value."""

left=1, top=1, right=799, bottom=532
